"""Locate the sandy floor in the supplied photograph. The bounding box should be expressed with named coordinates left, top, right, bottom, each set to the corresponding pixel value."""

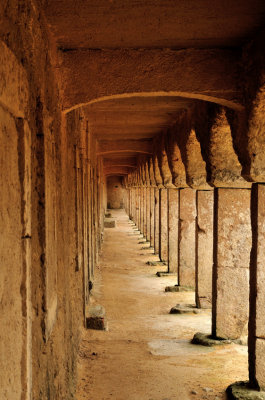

left=76, top=209, right=248, bottom=400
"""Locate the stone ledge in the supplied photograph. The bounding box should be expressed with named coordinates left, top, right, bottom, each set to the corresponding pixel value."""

left=226, top=381, right=265, bottom=400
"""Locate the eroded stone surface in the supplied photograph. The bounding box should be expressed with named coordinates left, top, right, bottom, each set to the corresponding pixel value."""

left=226, top=381, right=265, bottom=400
left=196, top=190, right=213, bottom=309
left=192, top=332, right=232, bottom=347
left=213, top=189, right=251, bottom=340
left=179, top=188, right=196, bottom=288
left=159, top=188, right=168, bottom=262
left=168, top=189, right=179, bottom=274
left=170, top=304, right=200, bottom=315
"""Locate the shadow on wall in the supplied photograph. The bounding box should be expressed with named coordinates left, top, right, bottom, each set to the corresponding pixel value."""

left=107, top=176, right=125, bottom=209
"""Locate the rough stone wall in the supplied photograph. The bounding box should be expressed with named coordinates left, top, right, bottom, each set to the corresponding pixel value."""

left=0, top=2, right=103, bottom=398
left=107, top=176, right=125, bottom=209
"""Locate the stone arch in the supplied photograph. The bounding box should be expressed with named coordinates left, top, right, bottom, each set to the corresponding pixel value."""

left=63, top=91, right=244, bottom=115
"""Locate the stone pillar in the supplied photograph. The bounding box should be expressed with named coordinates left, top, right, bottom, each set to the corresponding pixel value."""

left=159, top=188, right=168, bottom=262
left=168, top=188, right=179, bottom=274
left=154, top=187, right=160, bottom=254
left=136, top=187, right=140, bottom=229
left=196, top=190, right=214, bottom=309
left=179, top=188, right=196, bottom=288
left=212, top=188, right=251, bottom=340
left=150, top=187, right=155, bottom=248
left=140, top=187, right=145, bottom=234
left=130, top=188, right=135, bottom=222
left=143, top=187, right=147, bottom=238
left=146, top=187, right=151, bottom=242
left=249, top=183, right=265, bottom=390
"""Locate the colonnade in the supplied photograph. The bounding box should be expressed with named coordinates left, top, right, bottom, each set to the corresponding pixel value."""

left=124, top=102, right=265, bottom=394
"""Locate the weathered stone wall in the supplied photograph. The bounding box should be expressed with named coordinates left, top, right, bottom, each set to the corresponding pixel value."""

left=0, top=2, right=103, bottom=398
left=107, top=176, right=125, bottom=209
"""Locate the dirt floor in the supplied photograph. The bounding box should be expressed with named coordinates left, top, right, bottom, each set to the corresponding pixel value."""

left=76, top=209, right=248, bottom=400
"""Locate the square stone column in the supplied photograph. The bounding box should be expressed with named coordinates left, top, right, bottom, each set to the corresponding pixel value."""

left=150, top=188, right=155, bottom=247
left=159, top=188, right=168, bottom=262
left=154, top=188, right=160, bottom=254
left=143, top=187, right=147, bottom=238
left=140, top=187, right=144, bottom=234
left=249, top=183, right=265, bottom=390
left=196, top=190, right=214, bottom=309
left=168, top=188, right=179, bottom=274
left=129, top=188, right=133, bottom=220
left=179, top=188, right=196, bottom=288
left=131, top=188, right=136, bottom=222
left=212, top=188, right=251, bottom=340
left=146, top=188, right=151, bottom=242
left=136, top=187, right=140, bottom=229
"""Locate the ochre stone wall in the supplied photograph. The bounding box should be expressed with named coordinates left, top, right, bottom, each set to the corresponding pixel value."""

left=107, top=176, right=125, bottom=209
left=0, top=3, right=104, bottom=398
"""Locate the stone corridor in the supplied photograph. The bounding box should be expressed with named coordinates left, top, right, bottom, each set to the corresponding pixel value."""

left=76, top=210, right=247, bottom=400
left=2, top=1, right=265, bottom=399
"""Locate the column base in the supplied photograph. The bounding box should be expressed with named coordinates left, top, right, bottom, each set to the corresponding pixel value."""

left=170, top=304, right=201, bottom=315
left=86, top=305, right=108, bottom=331
left=226, top=381, right=265, bottom=400
left=165, top=285, right=194, bottom=292
left=146, top=261, right=166, bottom=266
left=191, top=332, right=247, bottom=347
left=156, top=271, right=176, bottom=277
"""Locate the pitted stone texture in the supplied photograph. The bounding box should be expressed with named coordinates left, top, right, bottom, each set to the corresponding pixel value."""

left=60, top=48, right=242, bottom=112
left=213, top=189, right=251, bottom=340
left=153, top=154, right=163, bottom=188
left=208, top=107, right=250, bottom=188
left=158, top=135, right=174, bottom=188
left=249, top=184, right=265, bottom=391
left=254, top=185, right=265, bottom=339
left=179, top=188, right=196, bottom=288
left=168, top=189, right=179, bottom=274
left=247, top=81, right=265, bottom=182
left=185, top=127, right=211, bottom=189
left=159, top=188, right=168, bottom=262
left=256, top=339, right=265, bottom=391
left=196, top=190, right=213, bottom=309
left=166, top=127, right=187, bottom=188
